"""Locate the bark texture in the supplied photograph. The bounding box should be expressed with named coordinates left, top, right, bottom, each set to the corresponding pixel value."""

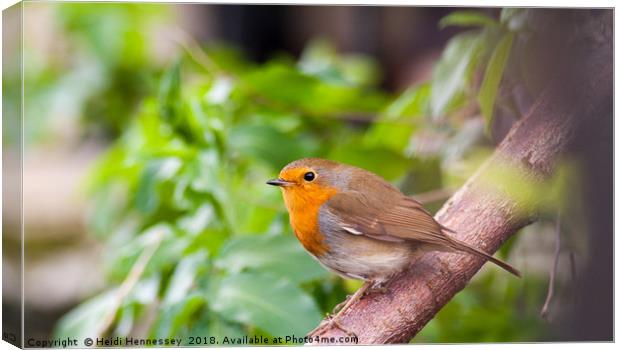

left=308, top=11, right=612, bottom=344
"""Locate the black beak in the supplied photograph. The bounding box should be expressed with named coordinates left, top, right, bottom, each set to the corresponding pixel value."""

left=266, top=178, right=293, bottom=187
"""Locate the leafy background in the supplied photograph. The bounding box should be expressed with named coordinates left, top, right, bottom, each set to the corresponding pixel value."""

left=9, top=3, right=585, bottom=344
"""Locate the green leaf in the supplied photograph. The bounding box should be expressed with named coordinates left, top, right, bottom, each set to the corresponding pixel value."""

left=129, top=275, right=161, bottom=305
left=163, top=250, right=209, bottom=306
left=54, top=289, right=117, bottom=340
left=177, top=204, right=215, bottom=235
left=298, top=39, right=380, bottom=87
left=439, top=11, right=498, bottom=29
left=329, top=140, right=410, bottom=181
left=500, top=8, right=531, bottom=32
left=159, top=60, right=182, bottom=123
left=441, top=118, right=485, bottom=163
left=215, top=234, right=328, bottom=283
left=383, top=83, right=430, bottom=119
left=182, top=312, right=245, bottom=342
left=203, top=45, right=255, bottom=75
left=227, top=123, right=319, bottom=168
left=478, top=32, right=514, bottom=134
left=430, top=32, right=483, bottom=119
left=134, top=161, right=161, bottom=214
left=106, top=224, right=186, bottom=281
left=201, top=315, right=245, bottom=339
left=239, top=63, right=386, bottom=115
left=363, top=84, right=430, bottom=153
left=151, top=293, right=206, bottom=338
left=209, top=272, right=322, bottom=336
left=113, top=304, right=135, bottom=337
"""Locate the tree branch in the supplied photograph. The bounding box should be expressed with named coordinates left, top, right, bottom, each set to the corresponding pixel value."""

left=540, top=211, right=562, bottom=321
left=308, top=13, right=611, bottom=344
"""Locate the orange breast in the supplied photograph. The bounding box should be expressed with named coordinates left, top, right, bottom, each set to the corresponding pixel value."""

left=282, top=186, right=337, bottom=257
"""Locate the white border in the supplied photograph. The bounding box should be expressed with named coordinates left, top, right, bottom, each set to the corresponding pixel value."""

left=0, top=0, right=617, bottom=8
left=0, top=2, right=616, bottom=350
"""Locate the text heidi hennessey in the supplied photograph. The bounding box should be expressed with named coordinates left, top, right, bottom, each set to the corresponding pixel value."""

left=27, top=334, right=359, bottom=347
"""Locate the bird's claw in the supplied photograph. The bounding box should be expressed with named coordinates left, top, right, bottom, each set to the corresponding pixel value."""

left=331, top=318, right=358, bottom=339
left=371, top=285, right=389, bottom=294
left=362, top=281, right=389, bottom=297
left=331, top=295, right=351, bottom=314
left=309, top=316, right=357, bottom=340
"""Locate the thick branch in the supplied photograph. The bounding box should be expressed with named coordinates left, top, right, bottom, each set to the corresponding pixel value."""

left=308, top=15, right=611, bottom=344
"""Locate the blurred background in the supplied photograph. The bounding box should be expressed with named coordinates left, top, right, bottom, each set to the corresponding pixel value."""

left=2, top=3, right=612, bottom=344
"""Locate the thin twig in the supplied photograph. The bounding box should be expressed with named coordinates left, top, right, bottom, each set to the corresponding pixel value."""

left=568, top=250, right=578, bottom=307
left=569, top=251, right=577, bottom=287
left=168, top=28, right=221, bottom=74
left=96, top=230, right=165, bottom=337
left=412, top=188, right=454, bottom=205
left=541, top=211, right=562, bottom=321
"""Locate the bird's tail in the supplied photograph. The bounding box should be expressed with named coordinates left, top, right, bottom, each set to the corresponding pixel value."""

left=443, top=232, right=522, bottom=278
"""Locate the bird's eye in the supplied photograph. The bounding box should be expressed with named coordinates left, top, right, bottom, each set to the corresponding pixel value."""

left=303, top=171, right=316, bottom=182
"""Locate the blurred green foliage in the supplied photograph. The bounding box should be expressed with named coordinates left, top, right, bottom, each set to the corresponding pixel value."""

left=22, top=3, right=171, bottom=145
left=51, top=6, right=556, bottom=343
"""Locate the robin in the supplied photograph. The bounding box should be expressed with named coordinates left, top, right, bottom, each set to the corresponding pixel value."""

left=267, top=158, right=520, bottom=331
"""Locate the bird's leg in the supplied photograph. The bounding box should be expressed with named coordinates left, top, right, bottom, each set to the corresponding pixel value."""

left=310, top=282, right=371, bottom=337
left=333, top=281, right=370, bottom=318
left=365, top=279, right=389, bottom=295
left=333, top=280, right=390, bottom=315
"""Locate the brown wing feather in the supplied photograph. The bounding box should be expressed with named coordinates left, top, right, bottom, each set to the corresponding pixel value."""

left=325, top=192, right=447, bottom=243
left=324, top=191, right=521, bottom=277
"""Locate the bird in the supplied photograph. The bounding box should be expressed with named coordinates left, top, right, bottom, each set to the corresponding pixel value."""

left=267, top=158, right=520, bottom=333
